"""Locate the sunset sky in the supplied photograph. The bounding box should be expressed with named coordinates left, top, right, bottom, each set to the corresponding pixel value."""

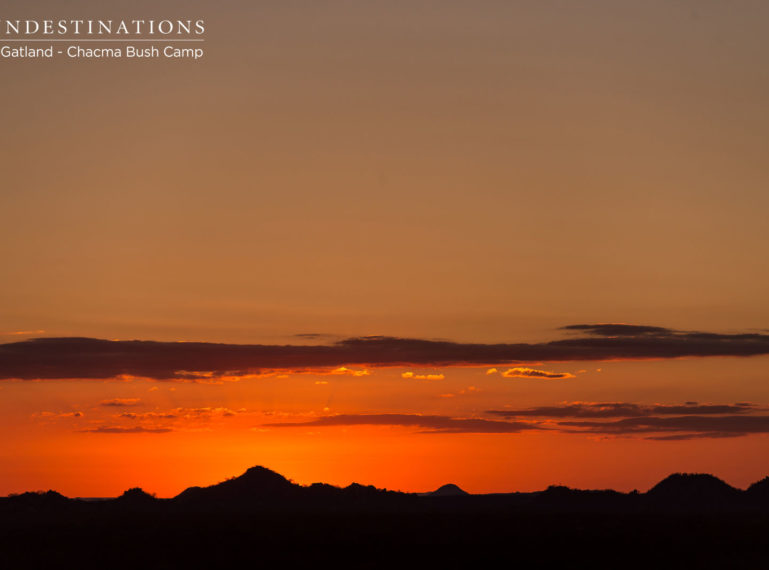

left=2, top=1, right=769, bottom=497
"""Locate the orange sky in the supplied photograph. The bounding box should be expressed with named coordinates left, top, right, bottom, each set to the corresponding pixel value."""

left=2, top=1, right=769, bottom=497
left=2, top=352, right=769, bottom=497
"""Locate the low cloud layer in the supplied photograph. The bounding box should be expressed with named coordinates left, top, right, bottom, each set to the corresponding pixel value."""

left=78, top=407, right=244, bottom=434
left=561, top=324, right=674, bottom=336
left=487, top=401, right=769, bottom=440
left=100, top=398, right=142, bottom=407
left=557, top=415, right=769, bottom=440
left=117, top=406, right=240, bottom=422
left=1, top=323, right=768, bottom=380
left=265, top=413, right=537, bottom=434
left=265, top=402, right=769, bottom=440
left=488, top=402, right=756, bottom=419
left=402, top=372, right=445, bottom=380
left=80, top=426, right=173, bottom=434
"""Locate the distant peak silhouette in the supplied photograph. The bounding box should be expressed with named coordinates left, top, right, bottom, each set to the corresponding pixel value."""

left=429, top=484, right=469, bottom=497
left=117, top=487, right=156, bottom=502
left=175, top=465, right=298, bottom=504
left=228, top=465, right=295, bottom=491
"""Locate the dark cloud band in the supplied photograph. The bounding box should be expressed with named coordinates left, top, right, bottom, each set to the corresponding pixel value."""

left=1, top=323, right=768, bottom=380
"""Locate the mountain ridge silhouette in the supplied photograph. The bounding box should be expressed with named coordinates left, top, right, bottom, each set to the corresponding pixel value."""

left=4, top=466, right=769, bottom=567
left=4, top=466, right=769, bottom=513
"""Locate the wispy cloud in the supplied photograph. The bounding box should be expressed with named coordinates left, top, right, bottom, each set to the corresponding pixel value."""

left=100, top=398, right=142, bottom=407
left=488, top=402, right=757, bottom=419
left=327, top=366, right=370, bottom=377
left=293, top=333, right=339, bottom=341
left=118, top=407, right=242, bottom=421
left=557, top=415, right=769, bottom=440
left=439, top=386, right=479, bottom=398
left=487, top=401, right=769, bottom=440
left=80, top=426, right=173, bottom=434
left=561, top=324, right=674, bottom=336
left=500, top=367, right=574, bottom=380
left=266, top=402, right=769, bottom=440
left=119, top=412, right=178, bottom=420
left=264, top=413, right=537, bottom=434
left=33, top=411, right=83, bottom=419
left=401, top=371, right=445, bottom=380
left=0, top=330, right=46, bottom=336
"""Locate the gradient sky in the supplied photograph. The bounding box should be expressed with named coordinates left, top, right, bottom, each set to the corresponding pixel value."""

left=2, top=0, right=769, bottom=497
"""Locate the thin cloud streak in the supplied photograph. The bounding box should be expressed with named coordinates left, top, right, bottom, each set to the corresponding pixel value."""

left=100, top=398, right=142, bottom=407
left=500, top=367, right=574, bottom=380
left=266, top=403, right=769, bottom=440
left=561, top=324, right=674, bottom=336
left=80, top=426, right=173, bottom=434
left=557, top=415, right=769, bottom=440
left=264, top=413, right=538, bottom=434
left=402, top=372, right=445, bottom=380
left=488, top=402, right=757, bottom=419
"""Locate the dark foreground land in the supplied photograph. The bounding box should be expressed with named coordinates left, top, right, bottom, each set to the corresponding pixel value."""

left=2, top=466, right=769, bottom=568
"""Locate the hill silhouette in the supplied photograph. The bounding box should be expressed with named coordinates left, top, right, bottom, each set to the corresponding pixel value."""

left=173, top=465, right=414, bottom=512
left=113, top=487, right=159, bottom=512
left=646, top=473, right=741, bottom=509
left=2, top=490, right=71, bottom=514
left=747, top=476, right=769, bottom=503
left=175, top=465, right=299, bottom=506
left=117, top=487, right=156, bottom=501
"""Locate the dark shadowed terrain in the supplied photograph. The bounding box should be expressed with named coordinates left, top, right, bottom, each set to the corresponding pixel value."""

left=2, top=466, right=769, bottom=568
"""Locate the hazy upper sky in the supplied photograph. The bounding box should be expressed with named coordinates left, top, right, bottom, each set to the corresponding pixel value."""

left=3, top=0, right=768, bottom=342
left=1, top=1, right=769, bottom=496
